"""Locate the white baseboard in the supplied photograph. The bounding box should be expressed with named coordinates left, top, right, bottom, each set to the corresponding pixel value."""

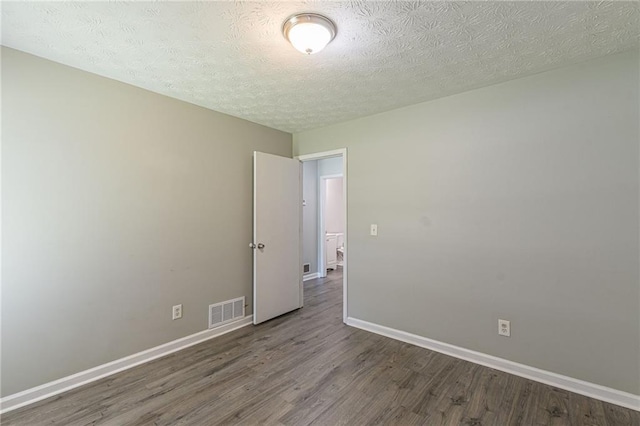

left=0, top=316, right=253, bottom=414
left=346, top=317, right=640, bottom=412
left=303, top=272, right=320, bottom=281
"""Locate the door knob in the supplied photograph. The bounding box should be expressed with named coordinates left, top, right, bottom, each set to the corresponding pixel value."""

left=257, top=243, right=265, bottom=249
left=249, top=243, right=256, bottom=249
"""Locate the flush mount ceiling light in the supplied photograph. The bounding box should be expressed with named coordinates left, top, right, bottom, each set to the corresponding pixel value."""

left=282, top=13, right=337, bottom=55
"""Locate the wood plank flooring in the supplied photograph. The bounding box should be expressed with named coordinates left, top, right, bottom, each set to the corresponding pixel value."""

left=2, top=269, right=639, bottom=425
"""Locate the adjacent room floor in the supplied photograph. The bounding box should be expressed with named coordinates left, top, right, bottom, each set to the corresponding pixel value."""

left=2, top=269, right=638, bottom=425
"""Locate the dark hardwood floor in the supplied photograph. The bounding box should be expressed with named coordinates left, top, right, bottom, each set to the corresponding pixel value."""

left=2, top=269, right=638, bottom=425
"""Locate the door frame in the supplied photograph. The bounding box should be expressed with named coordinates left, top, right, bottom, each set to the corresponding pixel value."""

left=296, top=148, right=348, bottom=323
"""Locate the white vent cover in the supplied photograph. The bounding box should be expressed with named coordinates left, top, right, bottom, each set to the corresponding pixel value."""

left=209, top=296, right=245, bottom=329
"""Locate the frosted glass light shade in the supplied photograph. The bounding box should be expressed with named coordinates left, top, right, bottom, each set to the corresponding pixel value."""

left=288, top=22, right=331, bottom=54
left=283, top=14, right=336, bottom=55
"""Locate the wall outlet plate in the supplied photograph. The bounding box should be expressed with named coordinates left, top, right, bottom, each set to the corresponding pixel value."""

left=498, top=319, right=510, bottom=337
left=370, top=224, right=378, bottom=236
left=172, top=304, right=183, bottom=320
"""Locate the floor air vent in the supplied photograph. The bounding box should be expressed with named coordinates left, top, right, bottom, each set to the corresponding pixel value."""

left=209, top=296, right=245, bottom=329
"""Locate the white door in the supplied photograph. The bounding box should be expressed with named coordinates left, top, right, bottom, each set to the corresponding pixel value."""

left=253, top=151, right=302, bottom=325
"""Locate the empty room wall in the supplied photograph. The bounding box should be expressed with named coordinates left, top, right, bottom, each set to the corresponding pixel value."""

left=318, top=156, right=342, bottom=176
left=1, top=47, right=292, bottom=396
left=294, top=50, right=640, bottom=395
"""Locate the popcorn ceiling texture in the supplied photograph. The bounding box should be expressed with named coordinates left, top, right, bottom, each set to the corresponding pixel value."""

left=2, top=1, right=638, bottom=133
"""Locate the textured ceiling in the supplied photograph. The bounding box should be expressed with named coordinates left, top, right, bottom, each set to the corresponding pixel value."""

left=2, top=1, right=639, bottom=133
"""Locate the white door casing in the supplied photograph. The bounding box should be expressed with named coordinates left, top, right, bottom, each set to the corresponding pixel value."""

left=253, top=152, right=302, bottom=325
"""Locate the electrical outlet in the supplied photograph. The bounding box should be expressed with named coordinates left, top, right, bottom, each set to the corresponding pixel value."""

left=172, top=304, right=183, bottom=320
left=370, top=224, right=378, bottom=236
left=498, top=319, right=510, bottom=337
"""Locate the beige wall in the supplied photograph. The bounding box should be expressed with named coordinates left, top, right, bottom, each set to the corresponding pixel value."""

left=1, top=47, right=292, bottom=396
left=295, top=50, right=640, bottom=395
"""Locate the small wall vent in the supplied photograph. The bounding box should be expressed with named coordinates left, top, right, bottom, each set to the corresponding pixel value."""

left=303, top=263, right=311, bottom=274
left=209, top=296, right=245, bottom=329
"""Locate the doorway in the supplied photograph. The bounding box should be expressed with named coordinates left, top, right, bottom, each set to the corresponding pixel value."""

left=297, top=149, right=347, bottom=322
left=321, top=174, right=344, bottom=274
